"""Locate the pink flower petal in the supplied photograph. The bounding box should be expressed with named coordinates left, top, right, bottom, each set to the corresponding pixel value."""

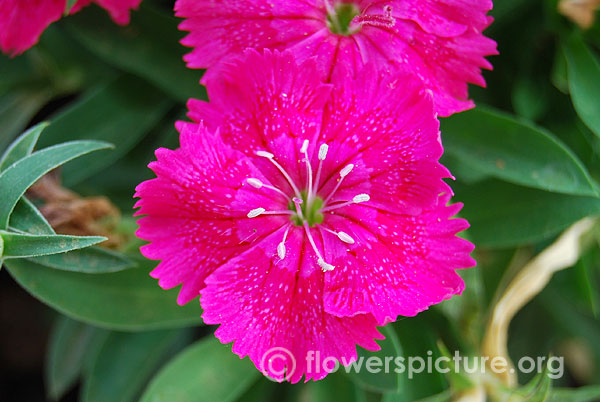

left=0, top=0, right=64, bottom=56
left=175, top=0, right=498, bottom=116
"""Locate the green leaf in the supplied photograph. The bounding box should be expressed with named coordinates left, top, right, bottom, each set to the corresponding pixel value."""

left=441, top=107, right=598, bottom=196
left=294, top=372, right=366, bottom=402
left=456, top=180, right=600, bottom=248
left=140, top=337, right=259, bottom=402
left=0, top=122, right=47, bottom=171
left=46, top=316, right=107, bottom=401
left=4, top=259, right=203, bottom=330
left=391, top=316, right=448, bottom=401
left=30, top=247, right=133, bottom=274
left=0, top=140, right=112, bottom=229
left=562, top=33, right=600, bottom=139
left=38, top=75, right=171, bottom=186
left=346, top=325, right=402, bottom=393
left=9, top=197, right=55, bottom=234
left=82, top=329, right=186, bottom=402
left=0, top=231, right=105, bottom=259
left=548, top=386, right=600, bottom=402
left=65, top=5, right=206, bottom=102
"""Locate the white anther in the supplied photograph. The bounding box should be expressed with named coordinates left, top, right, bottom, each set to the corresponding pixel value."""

left=246, top=178, right=263, bottom=189
left=318, top=259, right=335, bottom=272
left=300, top=139, right=309, bottom=154
left=340, top=164, right=354, bottom=177
left=256, top=150, right=274, bottom=159
left=277, top=242, right=286, bottom=260
left=247, top=208, right=265, bottom=218
left=318, top=144, right=329, bottom=161
left=337, top=231, right=355, bottom=244
left=353, top=194, right=370, bottom=203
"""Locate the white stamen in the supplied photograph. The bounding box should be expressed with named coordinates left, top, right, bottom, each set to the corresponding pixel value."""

left=277, top=242, right=286, bottom=260
left=337, top=231, right=355, bottom=244
left=256, top=150, right=274, bottom=159
left=323, top=227, right=356, bottom=245
left=318, top=259, right=335, bottom=272
left=340, top=164, right=354, bottom=177
left=323, top=163, right=355, bottom=205
left=246, top=178, right=290, bottom=201
left=321, top=194, right=372, bottom=213
left=300, top=139, right=309, bottom=154
left=247, top=178, right=263, bottom=188
left=256, top=149, right=301, bottom=198
left=277, top=225, right=292, bottom=260
left=303, top=222, right=334, bottom=271
left=353, top=194, right=370, bottom=203
left=302, top=141, right=314, bottom=202
left=248, top=208, right=265, bottom=218
left=318, top=144, right=329, bottom=161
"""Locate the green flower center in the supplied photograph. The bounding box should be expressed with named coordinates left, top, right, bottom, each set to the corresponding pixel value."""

left=326, top=3, right=361, bottom=36
left=289, top=191, right=324, bottom=227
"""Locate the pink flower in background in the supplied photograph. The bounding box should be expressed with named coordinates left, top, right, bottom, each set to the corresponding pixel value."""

left=135, top=50, right=475, bottom=381
left=175, top=0, right=498, bottom=116
left=0, top=0, right=141, bottom=56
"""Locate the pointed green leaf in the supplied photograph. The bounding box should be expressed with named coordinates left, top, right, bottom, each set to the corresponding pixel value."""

left=563, top=33, right=600, bottom=139
left=46, top=316, right=107, bottom=401
left=0, top=231, right=105, bottom=259
left=441, top=107, right=598, bottom=196
left=0, top=140, right=112, bottom=229
left=9, top=197, right=55, bottom=235
left=82, top=329, right=187, bottom=402
left=140, top=337, right=259, bottom=402
left=4, top=259, right=203, bottom=330
left=30, top=247, right=133, bottom=274
left=0, top=122, right=47, bottom=171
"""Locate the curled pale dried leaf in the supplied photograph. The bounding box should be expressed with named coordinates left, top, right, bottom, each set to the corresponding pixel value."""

left=482, top=218, right=596, bottom=387
left=559, top=0, right=600, bottom=29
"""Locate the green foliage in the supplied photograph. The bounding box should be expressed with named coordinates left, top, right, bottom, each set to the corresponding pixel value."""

left=562, top=32, right=600, bottom=139
left=0, top=231, right=105, bottom=259
left=441, top=107, right=598, bottom=196
left=5, top=258, right=203, bottom=330
left=139, top=337, right=260, bottom=402
left=81, top=329, right=190, bottom=402
left=46, top=316, right=108, bottom=400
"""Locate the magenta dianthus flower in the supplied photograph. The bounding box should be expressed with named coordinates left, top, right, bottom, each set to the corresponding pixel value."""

left=175, top=0, right=498, bottom=116
left=135, top=50, right=475, bottom=382
left=0, top=0, right=141, bottom=56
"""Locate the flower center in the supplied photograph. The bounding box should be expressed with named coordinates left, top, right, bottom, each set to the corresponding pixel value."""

left=288, top=191, right=324, bottom=227
left=245, top=140, right=370, bottom=272
left=326, top=2, right=361, bottom=36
